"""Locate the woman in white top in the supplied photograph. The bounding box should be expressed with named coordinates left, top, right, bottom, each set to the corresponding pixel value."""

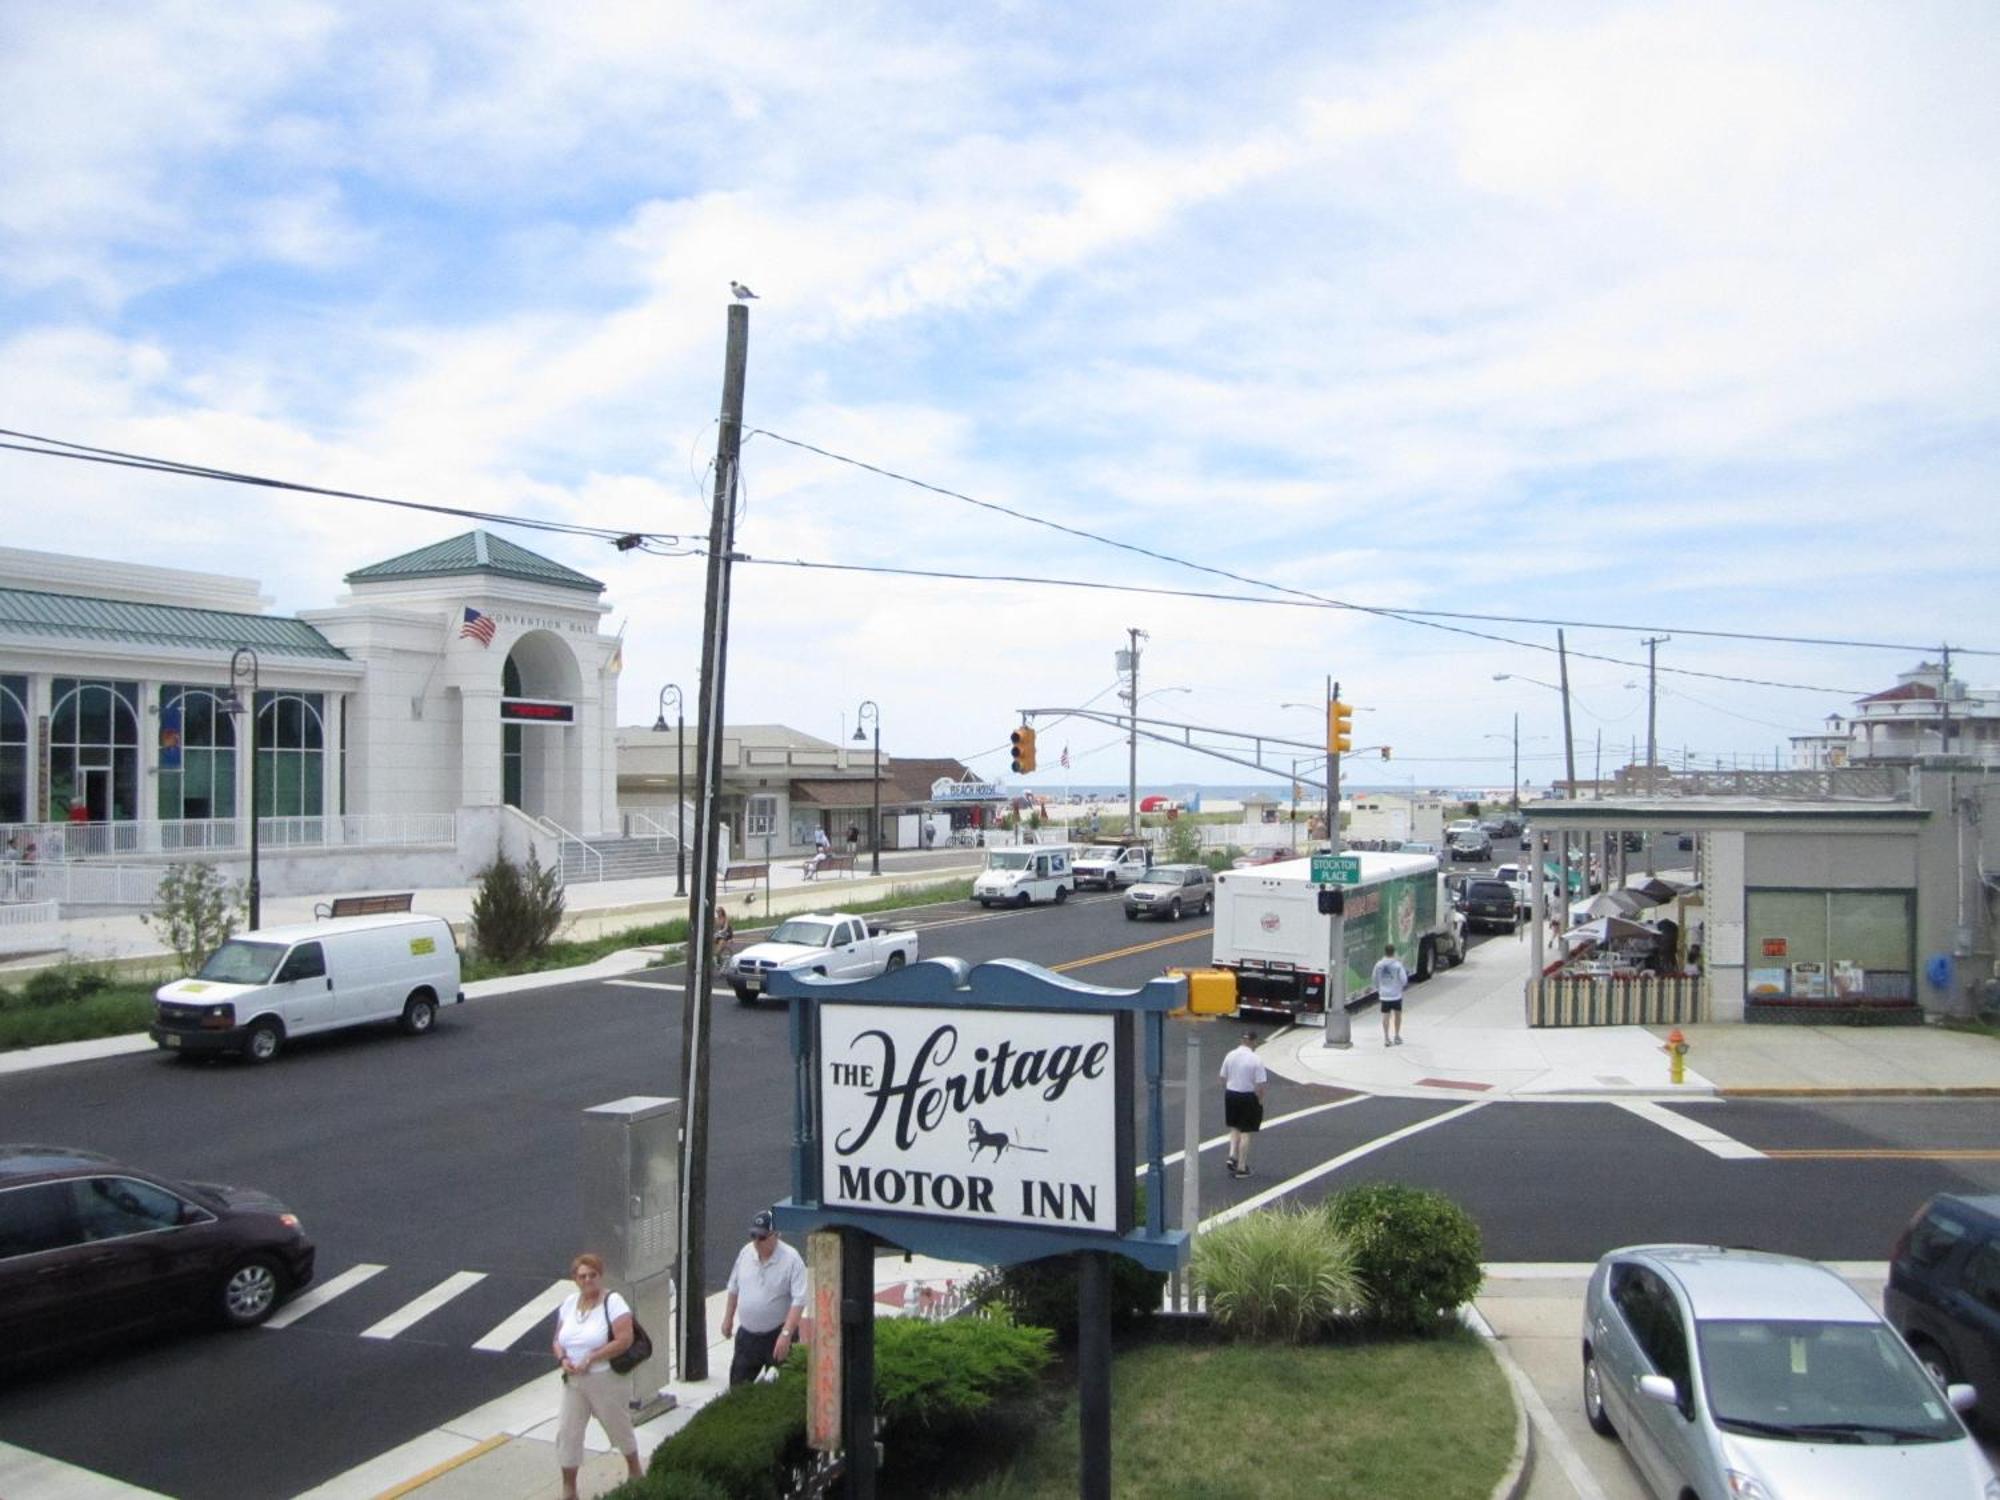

left=551, top=1252, right=643, bottom=1500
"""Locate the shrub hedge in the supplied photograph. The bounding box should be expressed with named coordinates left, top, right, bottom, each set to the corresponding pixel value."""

left=1323, top=1182, right=1484, bottom=1335
left=1191, top=1202, right=1364, bottom=1342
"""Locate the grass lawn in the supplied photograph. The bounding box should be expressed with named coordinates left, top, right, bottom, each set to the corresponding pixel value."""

left=943, top=1331, right=1515, bottom=1500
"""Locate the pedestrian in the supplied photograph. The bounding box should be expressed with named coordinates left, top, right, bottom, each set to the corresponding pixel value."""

left=1372, top=943, right=1410, bottom=1046
left=713, top=904, right=735, bottom=968
left=722, top=1210, right=807, bottom=1387
left=1218, top=1031, right=1267, bottom=1179
left=922, top=822, right=936, bottom=849
left=845, top=825, right=859, bottom=858
left=814, top=826, right=831, bottom=857
left=550, top=1252, right=643, bottom=1500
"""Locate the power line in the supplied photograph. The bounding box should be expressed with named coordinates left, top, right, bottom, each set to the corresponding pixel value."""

left=747, top=428, right=1992, bottom=665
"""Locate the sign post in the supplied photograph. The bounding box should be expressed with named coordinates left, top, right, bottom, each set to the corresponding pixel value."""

left=768, top=957, right=1189, bottom=1500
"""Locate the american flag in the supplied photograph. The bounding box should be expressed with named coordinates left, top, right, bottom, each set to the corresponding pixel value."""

left=1060, top=744, right=1071, bottom=769
left=459, top=607, right=497, bottom=647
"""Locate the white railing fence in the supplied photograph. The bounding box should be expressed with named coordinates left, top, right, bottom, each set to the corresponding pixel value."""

left=0, top=863, right=163, bottom=908
left=624, top=810, right=686, bottom=853
left=538, top=816, right=603, bottom=883
left=0, top=814, right=458, bottom=861
left=0, top=900, right=60, bottom=954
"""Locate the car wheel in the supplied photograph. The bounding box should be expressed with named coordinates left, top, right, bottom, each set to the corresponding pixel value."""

left=1583, top=1348, right=1617, bottom=1437
left=1200, top=895, right=1213, bottom=916
left=1124, top=908, right=1139, bottom=921
left=1167, top=898, right=1183, bottom=921
left=884, top=952, right=906, bottom=972
left=399, top=991, right=437, bottom=1036
left=219, top=1255, right=285, bottom=1328
left=1910, top=1335, right=1957, bottom=1389
left=732, top=986, right=757, bottom=1005
left=243, top=1018, right=283, bottom=1064
left=1414, top=939, right=1434, bottom=982
left=1016, top=891, right=1032, bottom=909
left=1054, top=885, right=1069, bottom=905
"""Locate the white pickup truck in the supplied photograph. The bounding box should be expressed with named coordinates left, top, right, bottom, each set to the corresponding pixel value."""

left=1073, top=842, right=1153, bottom=890
left=724, top=913, right=918, bottom=1003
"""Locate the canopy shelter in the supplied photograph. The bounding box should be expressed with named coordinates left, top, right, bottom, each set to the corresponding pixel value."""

left=1564, top=914, right=1661, bottom=951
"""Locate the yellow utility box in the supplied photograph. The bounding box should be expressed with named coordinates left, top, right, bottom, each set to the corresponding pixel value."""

left=1167, top=967, right=1238, bottom=1017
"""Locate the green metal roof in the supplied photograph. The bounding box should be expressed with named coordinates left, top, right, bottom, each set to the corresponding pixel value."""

left=0, top=588, right=349, bottom=661
left=346, top=530, right=604, bottom=593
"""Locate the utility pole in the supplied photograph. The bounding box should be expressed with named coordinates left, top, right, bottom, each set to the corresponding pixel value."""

left=1642, top=636, right=1669, bottom=794
left=676, top=300, right=748, bottom=1382
left=1509, top=712, right=1520, bottom=815
left=1557, top=630, right=1580, bottom=891
left=1120, top=629, right=1145, bottom=838
left=1323, top=675, right=1351, bottom=1050
left=1940, top=645, right=1954, bottom=756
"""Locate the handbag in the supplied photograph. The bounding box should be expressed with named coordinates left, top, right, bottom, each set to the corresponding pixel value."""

left=605, top=1296, right=652, bottom=1374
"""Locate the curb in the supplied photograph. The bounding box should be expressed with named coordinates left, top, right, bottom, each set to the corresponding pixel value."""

left=1718, top=1085, right=2000, bottom=1099
left=1463, top=1304, right=1536, bottom=1500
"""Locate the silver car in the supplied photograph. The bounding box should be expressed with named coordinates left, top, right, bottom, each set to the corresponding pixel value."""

left=1122, top=864, right=1213, bottom=921
left=1583, top=1245, right=1998, bottom=1499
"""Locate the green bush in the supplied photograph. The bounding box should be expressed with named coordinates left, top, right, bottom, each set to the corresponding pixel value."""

left=1192, top=1203, right=1365, bottom=1343
left=874, top=1314, right=1054, bottom=1480
left=606, top=1469, right=731, bottom=1500
left=468, top=849, right=565, bottom=965
left=1324, top=1183, right=1484, bottom=1335
left=965, top=1250, right=1166, bottom=1345
left=1162, top=818, right=1203, bottom=865
left=20, top=962, right=115, bottom=1008
left=0, top=984, right=155, bottom=1050
left=140, top=861, right=244, bottom=975
left=649, top=1368, right=809, bottom=1500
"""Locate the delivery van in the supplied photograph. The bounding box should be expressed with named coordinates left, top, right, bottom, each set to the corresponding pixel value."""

left=971, top=845, right=1075, bottom=908
left=151, top=914, right=462, bottom=1063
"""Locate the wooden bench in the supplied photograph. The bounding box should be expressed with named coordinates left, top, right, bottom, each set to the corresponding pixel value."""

left=803, top=853, right=855, bottom=881
left=722, top=862, right=769, bottom=890
left=313, top=892, right=415, bottom=920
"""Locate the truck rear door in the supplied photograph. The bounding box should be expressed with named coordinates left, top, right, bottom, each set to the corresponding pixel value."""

left=1215, top=874, right=1317, bottom=969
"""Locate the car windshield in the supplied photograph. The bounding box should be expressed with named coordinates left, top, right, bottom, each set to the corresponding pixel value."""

left=1698, top=1319, right=1962, bottom=1444
left=770, top=920, right=835, bottom=946
left=987, top=851, right=1033, bottom=871
left=1081, top=846, right=1118, bottom=860
left=196, top=941, right=286, bottom=985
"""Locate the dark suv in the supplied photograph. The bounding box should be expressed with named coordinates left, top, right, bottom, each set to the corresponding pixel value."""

left=1458, top=878, right=1519, bottom=933
left=0, top=1145, right=315, bottom=1367
left=1886, top=1192, right=2000, bottom=1419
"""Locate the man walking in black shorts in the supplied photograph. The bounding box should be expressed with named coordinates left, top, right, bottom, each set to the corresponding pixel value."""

left=1218, top=1032, right=1268, bottom=1179
left=1373, top=943, right=1410, bottom=1046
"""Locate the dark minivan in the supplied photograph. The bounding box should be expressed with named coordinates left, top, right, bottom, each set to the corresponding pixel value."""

left=1458, top=878, right=1519, bottom=934
left=0, top=1145, right=315, bottom=1367
left=1886, top=1192, right=2000, bottom=1422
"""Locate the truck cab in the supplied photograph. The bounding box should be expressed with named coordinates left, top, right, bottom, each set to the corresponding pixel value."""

left=1073, top=842, right=1152, bottom=890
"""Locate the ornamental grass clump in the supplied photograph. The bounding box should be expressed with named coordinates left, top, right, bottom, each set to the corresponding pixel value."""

left=1191, top=1203, right=1366, bottom=1343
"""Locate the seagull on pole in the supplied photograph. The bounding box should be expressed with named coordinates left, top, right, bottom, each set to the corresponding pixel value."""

left=730, top=281, right=759, bottom=301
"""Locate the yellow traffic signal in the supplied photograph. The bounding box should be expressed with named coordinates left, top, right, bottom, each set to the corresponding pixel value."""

left=1327, top=700, right=1354, bottom=754
left=1010, top=724, right=1038, bottom=774
left=1380, top=746, right=1391, bottom=761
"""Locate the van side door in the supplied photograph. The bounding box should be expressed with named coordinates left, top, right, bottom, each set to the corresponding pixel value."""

left=272, top=940, right=333, bottom=1032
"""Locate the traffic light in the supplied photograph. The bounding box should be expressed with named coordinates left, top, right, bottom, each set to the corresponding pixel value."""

left=1380, top=746, right=1391, bottom=760
left=1327, top=700, right=1354, bottom=754
left=1010, top=724, right=1037, bottom=774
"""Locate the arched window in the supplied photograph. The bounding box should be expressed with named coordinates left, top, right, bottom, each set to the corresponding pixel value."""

left=49, top=679, right=140, bottom=822
left=0, top=675, right=26, bottom=826
left=255, top=691, right=326, bottom=819
left=157, top=686, right=238, bottom=823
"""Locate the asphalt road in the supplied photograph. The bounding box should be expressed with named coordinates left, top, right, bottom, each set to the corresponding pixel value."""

left=5, top=886, right=1999, bottom=1498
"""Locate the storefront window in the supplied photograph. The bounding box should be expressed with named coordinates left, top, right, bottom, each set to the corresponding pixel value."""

left=1746, top=889, right=1913, bottom=1002
left=49, top=678, right=139, bottom=823
left=157, top=686, right=237, bottom=822
left=255, top=691, right=325, bottom=819
left=0, top=674, right=26, bottom=825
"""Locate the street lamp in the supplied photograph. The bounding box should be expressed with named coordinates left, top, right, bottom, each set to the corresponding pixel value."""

left=653, top=684, right=686, bottom=897
left=222, top=647, right=261, bottom=930
left=853, top=701, right=880, bottom=875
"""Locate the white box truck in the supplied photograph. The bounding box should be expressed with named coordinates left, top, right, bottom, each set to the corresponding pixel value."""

left=1211, top=851, right=1463, bottom=1023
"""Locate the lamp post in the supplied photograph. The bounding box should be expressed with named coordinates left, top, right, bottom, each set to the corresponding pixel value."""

left=854, top=700, right=880, bottom=875
left=225, top=647, right=262, bottom=930
left=654, top=685, right=686, bottom=897
left=1484, top=718, right=1521, bottom=812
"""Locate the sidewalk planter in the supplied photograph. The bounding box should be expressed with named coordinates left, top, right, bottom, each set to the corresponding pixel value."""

left=1528, top=973, right=1707, bottom=1027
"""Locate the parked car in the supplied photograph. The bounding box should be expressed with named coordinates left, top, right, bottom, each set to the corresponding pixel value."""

left=1886, top=1193, right=2000, bottom=1422
left=0, top=1145, right=315, bottom=1367
left=1485, top=816, right=1523, bottom=839
left=726, top=913, right=917, bottom=1002
left=1583, top=1244, right=1993, bottom=1500
left=1400, top=840, right=1441, bottom=857
left=1123, top=864, right=1215, bottom=921
left=151, top=913, right=462, bottom=1064
left=1447, top=832, right=1492, bottom=862
left=1458, top=878, right=1519, bottom=933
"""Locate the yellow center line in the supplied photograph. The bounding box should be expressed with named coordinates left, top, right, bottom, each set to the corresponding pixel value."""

left=1052, top=928, right=1212, bottom=972
left=1768, top=1160, right=2000, bottom=1168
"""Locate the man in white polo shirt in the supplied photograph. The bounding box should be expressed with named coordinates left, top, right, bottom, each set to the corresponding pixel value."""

left=1218, top=1032, right=1268, bottom=1179
left=1373, top=942, right=1410, bottom=1046
left=720, top=1209, right=807, bottom=1387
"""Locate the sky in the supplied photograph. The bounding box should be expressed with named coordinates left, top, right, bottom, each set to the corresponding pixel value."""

left=4, top=0, right=1997, bottom=796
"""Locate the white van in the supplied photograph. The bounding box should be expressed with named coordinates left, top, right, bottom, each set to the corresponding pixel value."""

left=150, top=914, right=462, bottom=1063
left=972, top=846, right=1075, bottom=908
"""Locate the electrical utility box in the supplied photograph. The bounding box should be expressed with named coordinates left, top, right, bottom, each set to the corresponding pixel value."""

left=581, top=1095, right=681, bottom=1402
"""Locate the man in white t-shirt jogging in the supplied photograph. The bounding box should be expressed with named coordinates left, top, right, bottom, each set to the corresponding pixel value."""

left=1373, top=943, right=1411, bottom=1046
left=721, top=1209, right=808, bottom=1387
left=1218, top=1032, right=1268, bottom=1179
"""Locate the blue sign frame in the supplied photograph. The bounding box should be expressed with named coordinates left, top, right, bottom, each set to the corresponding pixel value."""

left=765, top=957, right=1189, bottom=1273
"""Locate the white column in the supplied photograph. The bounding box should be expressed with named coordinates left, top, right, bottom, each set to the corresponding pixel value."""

left=461, top=688, right=503, bottom=809
left=137, top=680, right=161, bottom=853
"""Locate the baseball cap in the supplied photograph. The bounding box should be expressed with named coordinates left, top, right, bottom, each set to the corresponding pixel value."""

left=749, top=1210, right=775, bottom=1237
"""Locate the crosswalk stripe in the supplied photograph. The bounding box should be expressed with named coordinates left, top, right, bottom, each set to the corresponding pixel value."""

left=264, top=1262, right=387, bottom=1328
left=471, top=1279, right=574, bottom=1353
left=1616, top=1100, right=1767, bottom=1159
left=360, top=1270, right=489, bottom=1340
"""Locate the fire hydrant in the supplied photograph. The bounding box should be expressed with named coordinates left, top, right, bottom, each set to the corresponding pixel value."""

left=1663, top=1028, right=1690, bottom=1086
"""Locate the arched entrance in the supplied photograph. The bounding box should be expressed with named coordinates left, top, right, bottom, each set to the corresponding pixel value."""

left=500, top=631, right=583, bottom=827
